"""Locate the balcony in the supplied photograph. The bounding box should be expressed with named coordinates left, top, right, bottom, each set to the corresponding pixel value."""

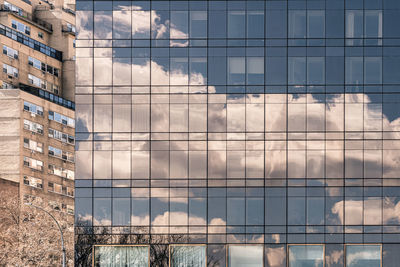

left=0, top=4, right=52, bottom=32
left=61, top=24, right=75, bottom=36
left=19, top=83, right=75, bottom=110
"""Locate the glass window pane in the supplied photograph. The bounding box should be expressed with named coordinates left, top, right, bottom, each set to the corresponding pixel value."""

left=112, top=198, right=130, bottom=226
left=190, top=11, right=207, bottom=38
left=94, top=246, right=149, bottom=267
left=208, top=197, right=226, bottom=225
left=266, top=57, right=287, bottom=85
left=248, top=11, right=264, bottom=38
left=209, top=11, right=226, bottom=38
left=228, top=57, right=245, bottom=85
left=289, top=10, right=306, bottom=38
left=365, top=10, right=382, bottom=38
left=94, top=11, right=112, bottom=39
left=170, top=11, right=188, bottom=39
left=94, top=151, right=111, bottom=179
left=364, top=57, right=382, bottom=84
left=265, top=197, right=286, bottom=225
left=113, top=151, right=130, bottom=179
left=170, top=198, right=188, bottom=225
left=228, top=245, right=263, bottom=267
left=228, top=11, right=245, bottom=38
left=288, top=245, right=324, bottom=267
left=307, top=57, right=325, bottom=85
left=170, top=57, right=188, bottom=85
left=94, top=58, right=112, bottom=86
left=227, top=197, right=245, bottom=225
left=247, top=57, right=264, bottom=85
left=76, top=11, right=93, bottom=39
left=132, top=11, right=150, bottom=39
left=246, top=198, right=263, bottom=225
left=266, top=9, right=287, bottom=38
left=170, top=246, right=206, bottom=267
left=151, top=10, right=169, bottom=39
left=308, top=10, right=325, bottom=38
left=131, top=198, right=149, bottom=226
left=346, top=10, right=363, bottom=38
left=190, top=57, right=207, bottom=85
left=132, top=58, right=150, bottom=85
left=307, top=197, right=325, bottom=225
left=189, top=198, right=206, bottom=225
left=288, top=197, right=306, bottom=225
left=346, top=245, right=381, bottom=267
left=94, top=198, right=111, bottom=226
left=151, top=197, right=168, bottom=225
left=113, top=10, right=131, bottom=39
left=346, top=57, right=363, bottom=85
left=288, top=57, right=306, bottom=85
left=113, top=58, right=131, bottom=86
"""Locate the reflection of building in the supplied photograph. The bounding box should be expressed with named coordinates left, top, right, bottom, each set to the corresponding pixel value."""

left=0, top=0, right=75, bottom=264
left=75, top=1, right=399, bottom=266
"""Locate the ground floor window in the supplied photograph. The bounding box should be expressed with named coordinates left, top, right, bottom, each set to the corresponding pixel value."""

left=170, top=245, right=206, bottom=267
left=228, top=245, right=263, bottom=267
left=94, top=246, right=148, bottom=267
left=288, top=245, right=324, bottom=267
left=346, top=245, right=381, bottom=267
left=91, top=243, right=382, bottom=267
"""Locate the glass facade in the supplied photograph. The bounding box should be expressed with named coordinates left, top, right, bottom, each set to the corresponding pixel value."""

left=75, top=0, right=400, bottom=266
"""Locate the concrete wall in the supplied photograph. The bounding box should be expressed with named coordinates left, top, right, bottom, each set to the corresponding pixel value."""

left=0, top=90, right=21, bottom=183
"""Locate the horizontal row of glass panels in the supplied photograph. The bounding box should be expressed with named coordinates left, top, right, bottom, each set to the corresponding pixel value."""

left=94, top=244, right=381, bottom=267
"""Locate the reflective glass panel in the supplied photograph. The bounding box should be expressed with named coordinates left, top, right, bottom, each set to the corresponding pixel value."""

left=228, top=245, right=263, bottom=267
left=288, top=245, right=324, bottom=267
left=94, top=246, right=149, bottom=267
left=346, top=245, right=381, bottom=267
left=170, top=245, right=206, bottom=267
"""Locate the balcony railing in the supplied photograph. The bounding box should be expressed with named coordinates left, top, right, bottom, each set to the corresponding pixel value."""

left=0, top=24, right=62, bottom=61
left=19, top=83, right=75, bottom=110
left=0, top=4, right=52, bottom=32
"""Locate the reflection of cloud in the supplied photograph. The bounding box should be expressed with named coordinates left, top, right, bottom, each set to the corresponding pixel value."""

left=383, top=197, right=400, bottom=224
left=76, top=214, right=92, bottom=225
left=151, top=211, right=207, bottom=226
left=93, top=218, right=112, bottom=226
left=325, top=250, right=343, bottom=266
left=208, top=151, right=226, bottom=178
left=347, top=249, right=380, bottom=265
left=265, top=93, right=400, bottom=180
left=76, top=11, right=93, bottom=39
left=94, top=12, right=112, bottom=39
left=131, top=215, right=150, bottom=226
left=209, top=218, right=226, bottom=226
left=170, top=27, right=188, bottom=39
left=332, top=199, right=384, bottom=225
left=266, top=246, right=285, bottom=267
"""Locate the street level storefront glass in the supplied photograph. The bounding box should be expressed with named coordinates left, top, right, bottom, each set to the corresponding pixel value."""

left=288, top=245, right=324, bottom=267
left=94, top=246, right=149, bottom=267
left=346, top=245, right=381, bottom=267
left=170, top=245, right=206, bottom=267
left=228, top=245, right=263, bottom=267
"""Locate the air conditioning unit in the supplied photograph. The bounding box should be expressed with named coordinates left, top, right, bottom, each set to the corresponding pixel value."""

left=31, top=113, right=36, bottom=118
